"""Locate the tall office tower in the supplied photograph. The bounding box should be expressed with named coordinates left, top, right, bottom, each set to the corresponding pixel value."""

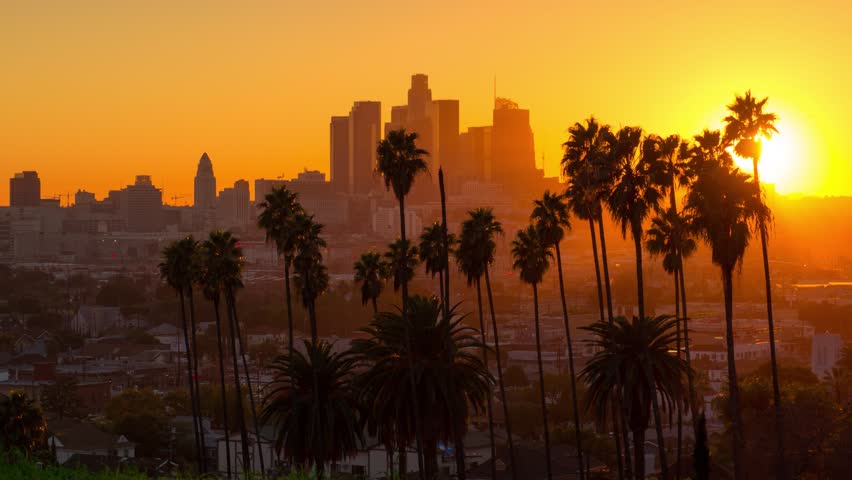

left=122, top=175, right=163, bottom=232
left=217, top=179, right=250, bottom=231
left=492, top=97, right=536, bottom=186
left=193, top=152, right=217, bottom=229
left=330, top=116, right=350, bottom=193
left=459, top=126, right=493, bottom=182
left=9, top=171, right=41, bottom=207
left=384, top=105, right=408, bottom=136
left=348, top=101, right=381, bottom=195
left=407, top=74, right=432, bottom=121
left=254, top=178, right=288, bottom=206
left=430, top=99, right=460, bottom=175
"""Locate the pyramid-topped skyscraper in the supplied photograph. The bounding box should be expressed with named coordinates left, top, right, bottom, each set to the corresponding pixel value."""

left=193, top=152, right=216, bottom=229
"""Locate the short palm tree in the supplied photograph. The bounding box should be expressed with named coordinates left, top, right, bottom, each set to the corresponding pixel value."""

left=419, top=222, right=456, bottom=303
left=723, top=91, right=785, bottom=480
left=684, top=156, right=769, bottom=480
left=0, top=391, right=46, bottom=458
left=531, top=191, right=585, bottom=479
left=262, top=340, right=363, bottom=476
left=353, top=296, right=492, bottom=479
left=354, top=252, right=389, bottom=314
left=511, top=225, right=554, bottom=480
left=257, top=185, right=304, bottom=355
left=376, top=128, right=430, bottom=477
left=384, top=239, right=419, bottom=294
left=203, top=231, right=251, bottom=473
left=457, top=207, right=518, bottom=480
left=292, top=214, right=328, bottom=343
left=581, top=316, right=689, bottom=480
left=159, top=237, right=205, bottom=472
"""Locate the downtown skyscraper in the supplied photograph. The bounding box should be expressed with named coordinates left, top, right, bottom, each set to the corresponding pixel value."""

left=193, top=152, right=216, bottom=229
left=329, top=101, right=381, bottom=195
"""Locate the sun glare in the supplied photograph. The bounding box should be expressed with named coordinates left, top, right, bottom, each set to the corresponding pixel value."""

left=733, top=133, right=799, bottom=193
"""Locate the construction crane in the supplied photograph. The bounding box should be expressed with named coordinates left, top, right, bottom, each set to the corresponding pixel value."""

left=170, top=195, right=186, bottom=206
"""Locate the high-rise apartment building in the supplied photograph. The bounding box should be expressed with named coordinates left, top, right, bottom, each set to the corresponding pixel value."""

left=217, top=179, right=250, bottom=231
left=9, top=171, right=41, bottom=207
left=193, top=152, right=216, bottom=229
left=122, top=175, right=163, bottom=232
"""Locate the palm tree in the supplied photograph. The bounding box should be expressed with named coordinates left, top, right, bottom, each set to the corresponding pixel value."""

left=384, top=239, right=419, bottom=294
left=723, top=91, right=785, bottom=480
left=563, top=117, right=629, bottom=479
left=203, top=231, right=251, bottom=474
left=0, top=391, right=46, bottom=459
left=531, top=191, right=585, bottom=480
left=458, top=207, right=518, bottom=480
left=684, top=152, right=769, bottom=480
left=292, top=214, right=328, bottom=343
left=419, top=222, right=456, bottom=303
left=376, top=128, right=430, bottom=477
left=581, top=316, right=689, bottom=480
left=511, top=225, right=554, bottom=480
left=159, top=237, right=205, bottom=472
left=354, top=296, right=492, bottom=479
left=262, top=340, right=363, bottom=476
left=257, top=185, right=304, bottom=355
left=354, top=252, right=389, bottom=314
left=198, top=235, right=233, bottom=478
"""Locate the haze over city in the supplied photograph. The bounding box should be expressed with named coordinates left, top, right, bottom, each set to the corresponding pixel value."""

left=2, top=3, right=852, bottom=480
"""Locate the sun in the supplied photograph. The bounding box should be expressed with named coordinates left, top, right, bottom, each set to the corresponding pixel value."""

left=732, top=133, right=799, bottom=194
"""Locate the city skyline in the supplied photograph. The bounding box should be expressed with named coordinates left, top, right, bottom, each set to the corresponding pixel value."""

left=4, top=1, right=849, bottom=205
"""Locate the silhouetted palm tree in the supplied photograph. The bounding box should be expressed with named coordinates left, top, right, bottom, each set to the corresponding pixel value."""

left=384, top=239, right=419, bottom=294
left=159, top=237, right=205, bottom=472
left=354, top=252, right=390, bottom=314
left=292, top=214, right=328, bottom=343
left=354, top=296, right=492, bottom=479
left=531, top=191, right=585, bottom=480
left=262, top=340, right=363, bottom=476
left=581, top=316, right=688, bottom=480
left=203, top=231, right=251, bottom=474
left=458, top=207, right=518, bottom=480
left=376, top=128, right=429, bottom=476
left=257, top=185, right=304, bottom=355
left=684, top=153, right=769, bottom=480
left=723, top=91, right=786, bottom=480
left=511, top=225, right=554, bottom=480
left=419, top=222, right=456, bottom=303
left=198, top=235, right=233, bottom=478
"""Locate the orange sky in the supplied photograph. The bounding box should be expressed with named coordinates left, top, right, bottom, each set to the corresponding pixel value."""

left=2, top=0, right=850, bottom=205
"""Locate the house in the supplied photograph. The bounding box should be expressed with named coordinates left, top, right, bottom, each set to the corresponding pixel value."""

left=48, top=418, right=135, bottom=465
left=72, top=305, right=124, bottom=337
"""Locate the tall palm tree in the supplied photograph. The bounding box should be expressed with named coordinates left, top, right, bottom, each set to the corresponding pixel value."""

left=458, top=207, right=518, bottom=480
left=563, top=117, right=629, bottom=479
left=384, top=239, right=419, bottom=294
left=292, top=214, right=328, bottom=343
left=376, top=128, right=429, bottom=477
left=511, top=225, right=554, bottom=480
left=581, top=316, right=689, bottom=480
left=354, top=252, right=390, bottom=314
left=419, top=222, right=456, bottom=303
left=257, top=185, right=304, bottom=355
left=204, top=231, right=251, bottom=474
left=531, top=191, right=585, bottom=480
left=723, top=91, right=785, bottom=480
left=198, top=236, right=233, bottom=478
left=684, top=154, right=769, bottom=480
left=354, top=296, right=492, bottom=479
left=262, top=340, right=363, bottom=476
left=159, top=237, right=205, bottom=472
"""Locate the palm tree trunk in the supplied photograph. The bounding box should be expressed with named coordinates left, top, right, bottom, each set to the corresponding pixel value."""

left=285, top=258, right=294, bottom=356
left=678, top=266, right=697, bottom=432
left=554, top=243, right=585, bottom=480
left=674, top=268, right=682, bottom=480
left=399, top=444, right=407, bottom=478
left=308, top=300, right=318, bottom=343
left=649, top=368, right=670, bottom=480
left=454, top=424, right=467, bottom=480
left=753, top=160, right=786, bottom=480
left=438, top=269, right=445, bottom=309
left=477, top=278, right=497, bottom=480
left=632, top=224, right=646, bottom=321
left=225, top=291, right=251, bottom=475
left=229, top=298, right=265, bottom=474
left=398, top=193, right=426, bottom=480
left=532, top=283, right=553, bottom=480
left=439, top=168, right=451, bottom=312
left=178, top=288, right=203, bottom=473
left=423, top=436, right=439, bottom=479
left=484, top=266, right=518, bottom=480
left=212, top=295, right=232, bottom=478
left=632, top=425, right=645, bottom=480
left=589, top=218, right=606, bottom=324
left=187, top=288, right=207, bottom=473
left=722, top=267, right=745, bottom=480
left=372, top=297, right=379, bottom=315
left=598, top=212, right=631, bottom=479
